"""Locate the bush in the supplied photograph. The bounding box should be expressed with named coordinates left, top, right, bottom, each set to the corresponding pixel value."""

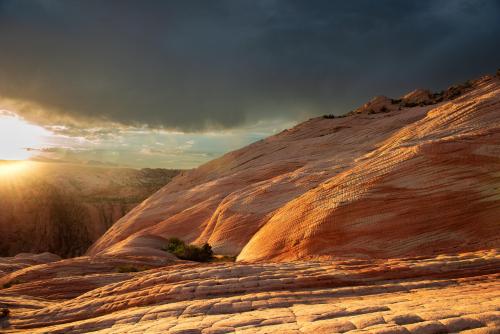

left=446, top=86, right=462, bottom=100
left=163, top=237, right=185, bottom=253
left=0, top=308, right=9, bottom=318
left=163, top=238, right=214, bottom=262
left=323, top=114, right=336, bottom=119
left=403, top=102, right=418, bottom=108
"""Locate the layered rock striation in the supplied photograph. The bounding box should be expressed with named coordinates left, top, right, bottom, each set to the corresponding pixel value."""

left=89, top=75, right=500, bottom=262
left=0, top=250, right=498, bottom=333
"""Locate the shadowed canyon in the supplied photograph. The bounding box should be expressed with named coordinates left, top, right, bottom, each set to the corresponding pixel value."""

left=0, top=73, right=499, bottom=333
left=0, top=162, right=179, bottom=257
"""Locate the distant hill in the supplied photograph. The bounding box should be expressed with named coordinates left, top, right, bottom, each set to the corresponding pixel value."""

left=0, top=162, right=180, bottom=257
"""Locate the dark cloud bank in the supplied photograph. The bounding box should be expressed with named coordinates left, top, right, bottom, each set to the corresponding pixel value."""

left=0, top=0, right=499, bottom=131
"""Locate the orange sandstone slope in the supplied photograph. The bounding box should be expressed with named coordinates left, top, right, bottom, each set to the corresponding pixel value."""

left=88, top=74, right=500, bottom=261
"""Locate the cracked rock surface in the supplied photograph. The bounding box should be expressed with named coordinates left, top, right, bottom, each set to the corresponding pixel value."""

left=0, top=250, right=499, bottom=333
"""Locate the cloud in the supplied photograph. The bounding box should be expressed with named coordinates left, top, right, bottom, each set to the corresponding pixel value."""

left=0, top=0, right=499, bottom=132
left=4, top=112, right=294, bottom=168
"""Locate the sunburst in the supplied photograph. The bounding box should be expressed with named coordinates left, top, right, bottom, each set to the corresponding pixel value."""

left=0, top=111, right=51, bottom=161
left=0, top=160, right=32, bottom=178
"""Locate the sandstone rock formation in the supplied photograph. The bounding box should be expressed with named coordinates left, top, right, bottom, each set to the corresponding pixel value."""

left=89, top=74, right=500, bottom=262
left=1, top=74, right=499, bottom=333
left=0, top=253, right=61, bottom=277
left=0, top=163, right=179, bottom=257
left=0, top=250, right=498, bottom=333
left=353, top=95, right=394, bottom=114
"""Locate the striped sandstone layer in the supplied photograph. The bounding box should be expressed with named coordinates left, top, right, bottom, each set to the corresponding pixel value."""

left=89, top=75, right=500, bottom=262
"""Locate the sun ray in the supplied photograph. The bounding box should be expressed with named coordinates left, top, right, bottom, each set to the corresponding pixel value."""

left=0, top=160, right=32, bottom=179
left=0, top=111, right=52, bottom=160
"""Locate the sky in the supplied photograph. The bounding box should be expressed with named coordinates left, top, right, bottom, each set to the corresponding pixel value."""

left=0, top=0, right=499, bottom=168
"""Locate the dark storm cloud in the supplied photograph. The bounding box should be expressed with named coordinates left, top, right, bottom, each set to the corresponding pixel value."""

left=0, top=0, right=499, bottom=131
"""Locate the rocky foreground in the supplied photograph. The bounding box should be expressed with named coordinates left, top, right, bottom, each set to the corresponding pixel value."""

left=0, top=250, right=499, bottom=333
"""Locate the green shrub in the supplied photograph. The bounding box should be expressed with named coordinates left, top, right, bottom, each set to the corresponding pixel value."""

left=163, top=238, right=214, bottom=262
left=403, top=102, right=418, bottom=108
left=163, top=237, right=185, bottom=253
left=446, top=86, right=462, bottom=100
left=0, top=308, right=9, bottom=318
left=432, top=92, right=444, bottom=103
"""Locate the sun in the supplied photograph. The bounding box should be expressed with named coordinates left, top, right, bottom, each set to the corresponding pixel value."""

left=0, top=160, right=32, bottom=178
left=0, top=111, right=51, bottom=160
